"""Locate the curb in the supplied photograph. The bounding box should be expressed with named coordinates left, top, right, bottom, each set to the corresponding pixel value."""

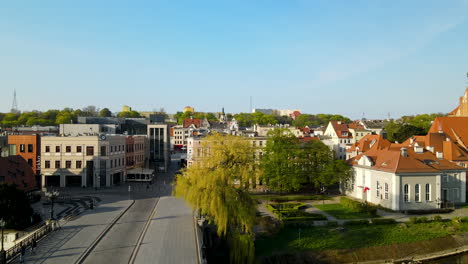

left=74, top=199, right=136, bottom=264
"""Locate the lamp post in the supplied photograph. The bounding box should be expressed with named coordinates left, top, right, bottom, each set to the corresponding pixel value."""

left=45, top=191, right=60, bottom=220
left=0, top=218, right=6, bottom=264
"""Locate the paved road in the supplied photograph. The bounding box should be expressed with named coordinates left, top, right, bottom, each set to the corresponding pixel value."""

left=82, top=197, right=158, bottom=264
left=10, top=196, right=133, bottom=264
left=133, top=196, right=198, bottom=264
left=11, top=158, right=199, bottom=264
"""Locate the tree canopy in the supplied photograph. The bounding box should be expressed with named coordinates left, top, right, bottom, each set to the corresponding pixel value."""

left=384, top=113, right=445, bottom=142
left=0, top=184, right=35, bottom=229
left=261, top=128, right=352, bottom=193
left=99, top=108, right=112, bottom=117
left=292, top=114, right=351, bottom=127
left=174, top=133, right=257, bottom=263
left=117, top=110, right=141, bottom=118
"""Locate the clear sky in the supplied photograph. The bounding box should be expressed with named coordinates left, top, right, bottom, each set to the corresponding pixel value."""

left=1, top=0, right=468, bottom=119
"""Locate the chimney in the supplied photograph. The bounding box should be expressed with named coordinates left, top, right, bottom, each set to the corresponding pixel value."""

left=410, top=138, right=415, bottom=144
left=426, top=146, right=434, bottom=153
left=446, top=138, right=451, bottom=142
left=401, top=148, right=408, bottom=157
left=436, top=152, right=443, bottom=159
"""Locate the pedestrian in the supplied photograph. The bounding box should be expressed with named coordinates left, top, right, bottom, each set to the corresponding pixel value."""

left=20, top=243, right=26, bottom=263
left=31, top=238, right=37, bottom=254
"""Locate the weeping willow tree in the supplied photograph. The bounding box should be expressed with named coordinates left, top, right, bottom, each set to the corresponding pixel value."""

left=175, top=133, right=258, bottom=264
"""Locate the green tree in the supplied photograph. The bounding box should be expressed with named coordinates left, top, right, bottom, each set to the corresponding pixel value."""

left=56, top=111, right=74, bottom=124
left=175, top=133, right=257, bottom=264
left=117, top=111, right=141, bottom=118
left=260, top=128, right=305, bottom=192
left=0, top=184, right=35, bottom=229
left=99, top=108, right=112, bottom=117
left=81, top=105, right=99, bottom=117
left=261, top=129, right=352, bottom=192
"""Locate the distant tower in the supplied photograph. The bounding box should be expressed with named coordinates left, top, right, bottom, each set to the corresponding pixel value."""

left=11, top=89, right=18, bottom=113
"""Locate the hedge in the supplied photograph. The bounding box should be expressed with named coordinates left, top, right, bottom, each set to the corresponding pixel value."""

left=372, top=218, right=396, bottom=225
left=340, top=197, right=377, bottom=215
left=344, top=219, right=370, bottom=226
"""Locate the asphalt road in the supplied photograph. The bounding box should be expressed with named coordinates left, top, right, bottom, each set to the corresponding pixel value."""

left=82, top=196, right=159, bottom=264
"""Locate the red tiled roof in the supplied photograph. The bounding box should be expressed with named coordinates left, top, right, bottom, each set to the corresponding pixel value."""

left=299, top=136, right=320, bottom=143
left=183, top=118, right=202, bottom=128
left=347, top=134, right=391, bottom=153
left=351, top=147, right=464, bottom=173
left=330, top=121, right=353, bottom=139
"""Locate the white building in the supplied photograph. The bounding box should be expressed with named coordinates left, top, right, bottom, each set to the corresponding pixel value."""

left=346, top=146, right=467, bottom=211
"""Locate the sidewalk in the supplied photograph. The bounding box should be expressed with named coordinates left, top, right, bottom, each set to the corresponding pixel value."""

left=9, top=196, right=133, bottom=264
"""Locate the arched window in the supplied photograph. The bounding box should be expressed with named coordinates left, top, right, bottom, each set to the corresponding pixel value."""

left=425, top=184, right=431, bottom=201
left=404, top=184, right=409, bottom=202
left=415, top=184, right=421, bottom=202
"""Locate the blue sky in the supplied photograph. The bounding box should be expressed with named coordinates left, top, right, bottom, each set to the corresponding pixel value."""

left=1, top=0, right=468, bottom=119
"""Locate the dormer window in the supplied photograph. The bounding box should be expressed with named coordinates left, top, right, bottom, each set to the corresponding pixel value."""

left=342, top=132, right=348, bottom=136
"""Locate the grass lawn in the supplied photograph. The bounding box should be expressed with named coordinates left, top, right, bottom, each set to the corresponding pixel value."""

left=251, top=194, right=330, bottom=201
left=256, top=222, right=468, bottom=256
left=315, top=203, right=378, bottom=219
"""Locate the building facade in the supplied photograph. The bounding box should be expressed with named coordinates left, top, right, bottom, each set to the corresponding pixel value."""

left=346, top=146, right=467, bottom=211
left=40, top=135, right=126, bottom=188
left=148, top=124, right=170, bottom=172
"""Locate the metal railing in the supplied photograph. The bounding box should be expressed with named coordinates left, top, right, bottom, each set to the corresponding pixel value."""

left=5, top=223, right=52, bottom=260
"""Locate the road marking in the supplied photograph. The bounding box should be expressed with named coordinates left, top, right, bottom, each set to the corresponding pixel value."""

left=128, top=196, right=161, bottom=264
left=74, top=199, right=135, bottom=264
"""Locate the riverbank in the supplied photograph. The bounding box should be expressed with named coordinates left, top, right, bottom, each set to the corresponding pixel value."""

left=257, top=232, right=468, bottom=263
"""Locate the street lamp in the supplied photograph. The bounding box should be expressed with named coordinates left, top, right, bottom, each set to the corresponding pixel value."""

left=45, top=191, right=60, bottom=220
left=0, top=218, right=6, bottom=264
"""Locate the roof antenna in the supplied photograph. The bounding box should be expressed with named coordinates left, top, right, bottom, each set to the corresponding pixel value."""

left=11, top=89, right=18, bottom=113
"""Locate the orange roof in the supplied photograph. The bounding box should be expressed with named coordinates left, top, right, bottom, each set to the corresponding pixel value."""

left=347, top=134, right=391, bottom=153
left=183, top=118, right=202, bottom=128
left=352, top=147, right=464, bottom=173
left=429, top=117, right=468, bottom=149
left=448, top=106, right=460, bottom=116
left=330, top=121, right=353, bottom=138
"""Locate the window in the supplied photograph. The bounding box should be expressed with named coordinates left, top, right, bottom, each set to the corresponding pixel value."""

left=404, top=184, right=409, bottom=202
left=66, top=160, right=72, bottom=168
left=56, top=146, right=60, bottom=152
left=46, top=146, right=50, bottom=152
left=86, top=146, right=94, bottom=156
left=101, top=146, right=106, bottom=156
left=55, top=160, right=61, bottom=169
left=45, top=160, right=50, bottom=168
left=376, top=181, right=380, bottom=197
left=454, top=188, right=460, bottom=200
left=66, top=146, right=71, bottom=152
left=443, top=175, right=448, bottom=182
left=27, top=159, right=33, bottom=166
left=425, top=184, right=431, bottom=201
left=111, top=160, right=114, bottom=168
left=28, top=144, right=33, bottom=152
left=20, top=144, right=25, bottom=152
left=76, top=161, right=82, bottom=169
left=415, top=184, right=421, bottom=202
left=77, top=146, right=82, bottom=153
left=385, top=183, right=389, bottom=200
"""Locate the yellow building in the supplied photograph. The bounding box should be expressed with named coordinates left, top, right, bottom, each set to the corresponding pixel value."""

left=183, top=106, right=195, bottom=113
left=449, top=88, right=468, bottom=117
left=122, top=105, right=132, bottom=112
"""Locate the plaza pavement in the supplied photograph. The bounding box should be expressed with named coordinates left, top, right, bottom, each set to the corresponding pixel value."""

left=9, top=196, right=133, bottom=264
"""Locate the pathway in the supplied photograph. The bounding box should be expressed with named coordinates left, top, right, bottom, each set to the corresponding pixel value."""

left=9, top=196, right=133, bottom=264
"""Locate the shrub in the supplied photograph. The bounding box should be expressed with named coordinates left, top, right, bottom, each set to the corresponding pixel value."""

left=344, top=219, right=369, bottom=226
left=432, top=215, right=443, bottom=222
left=372, top=218, right=397, bottom=225
left=327, top=221, right=339, bottom=227
left=452, top=217, right=462, bottom=224
left=409, top=216, right=430, bottom=224
left=460, top=217, right=468, bottom=223
left=340, top=197, right=377, bottom=215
